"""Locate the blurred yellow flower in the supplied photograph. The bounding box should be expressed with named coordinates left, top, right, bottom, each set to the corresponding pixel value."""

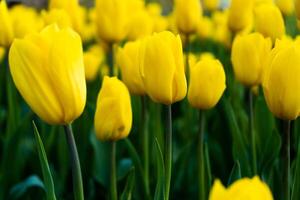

left=84, top=45, right=104, bottom=81
left=254, top=4, right=285, bottom=41
left=0, top=47, right=5, bottom=61
left=209, top=176, right=274, bottom=200
left=140, top=31, right=187, bottom=105
left=117, top=40, right=145, bottom=95
left=94, top=76, right=132, bottom=141
left=228, top=0, right=254, bottom=32
left=9, top=24, right=86, bottom=124
left=42, top=9, right=72, bottom=29
left=0, top=0, right=13, bottom=47
left=197, top=17, right=213, bottom=39
left=188, top=56, right=226, bottom=109
left=263, top=39, right=300, bottom=120
left=212, top=10, right=232, bottom=47
left=128, top=9, right=153, bottom=40
left=203, top=0, right=220, bottom=11
left=146, top=3, right=168, bottom=32
left=174, top=0, right=202, bottom=34
left=275, top=0, right=294, bottom=15
left=231, top=32, right=272, bottom=86
left=296, top=0, right=300, bottom=20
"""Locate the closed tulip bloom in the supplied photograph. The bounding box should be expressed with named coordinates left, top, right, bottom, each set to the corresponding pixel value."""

left=231, top=33, right=272, bottom=86
left=296, top=0, right=300, bottom=19
left=188, top=56, right=226, bottom=109
left=94, top=76, right=132, bottom=141
left=263, top=40, right=300, bottom=120
left=0, top=0, right=14, bottom=47
left=42, top=9, right=72, bottom=29
left=254, top=4, right=285, bottom=41
left=117, top=40, right=145, bottom=95
left=203, top=0, right=220, bottom=11
left=228, top=0, right=254, bottom=32
left=174, top=0, right=202, bottom=34
left=0, top=47, right=5, bottom=62
left=127, top=9, right=153, bottom=40
left=209, top=176, right=274, bottom=200
left=275, top=0, right=294, bottom=15
left=84, top=45, right=104, bottom=81
left=9, top=24, right=86, bottom=124
left=95, top=0, right=131, bottom=43
left=140, top=31, right=187, bottom=105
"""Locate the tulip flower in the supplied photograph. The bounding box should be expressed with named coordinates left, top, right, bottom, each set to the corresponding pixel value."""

left=203, top=0, right=220, bottom=11
left=275, top=0, right=294, bottom=15
left=0, top=47, right=5, bottom=62
left=117, top=40, right=145, bottom=95
left=140, top=31, right=187, bottom=105
left=188, top=56, right=226, bottom=109
left=42, top=9, right=72, bottom=29
left=173, top=0, right=202, bottom=34
left=254, top=4, right=285, bottom=41
left=228, top=0, right=254, bottom=32
left=197, top=17, right=213, bottom=39
left=9, top=24, right=86, bottom=125
left=209, top=176, right=274, bottom=200
left=146, top=3, right=168, bottom=32
left=231, top=32, right=272, bottom=86
left=262, top=40, right=300, bottom=120
left=0, top=0, right=14, bottom=47
left=83, top=45, right=104, bottom=81
left=296, top=0, right=300, bottom=20
left=127, top=9, right=153, bottom=40
left=94, top=76, right=132, bottom=141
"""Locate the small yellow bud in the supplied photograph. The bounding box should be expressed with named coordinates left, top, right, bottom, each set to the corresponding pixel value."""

left=0, top=0, right=13, bottom=47
left=84, top=45, right=104, bottom=81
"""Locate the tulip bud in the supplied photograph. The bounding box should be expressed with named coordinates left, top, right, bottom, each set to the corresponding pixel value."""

left=146, top=3, right=168, bottom=32
left=0, top=0, right=14, bottom=47
left=94, top=76, right=132, bottom=141
left=209, top=176, right=274, bottom=200
left=188, top=56, right=226, bottom=109
left=117, top=40, right=145, bottom=95
left=174, top=0, right=202, bottom=34
left=95, top=0, right=131, bottom=43
left=140, top=31, right=187, bottom=105
left=42, top=9, right=72, bottom=29
left=262, top=40, right=300, bottom=120
left=9, top=24, right=86, bottom=124
left=254, top=4, right=285, bottom=41
left=275, top=0, right=294, bottom=15
left=203, top=0, right=220, bottom=11
left=84, top=45, right=104, bottom=81
left=228, top=0, right=254, bottom=32
left=0, top=47, right=5, bottom=62
left=231, top=32, right=272, bottom=86
left=127, top=9, right=153, bottom=40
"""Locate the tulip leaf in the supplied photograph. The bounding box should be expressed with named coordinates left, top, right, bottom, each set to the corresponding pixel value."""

left=227, top=160, right=241, bottom=186
left=9, top=175, right=44, bottom=199
left=117, top=158, right=133, bottom=181
left=204, top=143, right=212, bottom=190
left=291, top=142, right=300, bottom=200
left=120, top=167, right=135, bottom=200
left=154, top=138, right=165, bottom=200
left=32, top=121, right=57, bottom=200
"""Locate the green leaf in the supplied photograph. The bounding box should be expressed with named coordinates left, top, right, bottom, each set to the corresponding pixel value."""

left=227, top=160, right=241, bottom=186
left=117, top=158, right=133, bottom=181
left=120, top=167, right=135, bottom=200
left=292, top=142, right=300, bottom=200
left=204, top=143, right=212, bottom=190
left=32, top=121, right=57, bottom=200
left=9, top=175, right=44, bottom=199
left=154, top=138, right=165, bottom=200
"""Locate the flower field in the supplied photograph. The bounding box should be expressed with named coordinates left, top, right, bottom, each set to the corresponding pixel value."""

left=0, top=0, right=300, bottom=199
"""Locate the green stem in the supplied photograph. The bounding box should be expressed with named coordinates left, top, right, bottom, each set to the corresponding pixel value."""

left=63, top=124, right=84, bottom=200
left=249, top=90, right=257, bottom=175
left=198, top=111, right=206, bottom=200
left=165, top=105, right=172, bottom=200
left=141, top=96, right=150, bottom=195
left=283, top=120, right=291, bottom=200
left=110, top=141, right=118, bottom=200
left=107, top=43, right=114, bottom=77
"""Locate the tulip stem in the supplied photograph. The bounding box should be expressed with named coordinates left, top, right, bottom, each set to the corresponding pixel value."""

left=165, top=105, right=172, bottom=200
left=108, top=43, right=114, bottom=76
left=198, top=110, right=206, bottom=200
left=249, top=90, right=257, bottom=175
left=110, top=141, right=118, bottom=200
left=64, top=124, right=84, bottom=200
left=283, top=120, right=291, bottom=200
left=141, top=96, right=150, bottom=195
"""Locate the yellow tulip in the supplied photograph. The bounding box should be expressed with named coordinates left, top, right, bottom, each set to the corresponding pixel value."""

left=263, top=39, right=300, bottom=120
left=0, top=47, right=5, bottom=62
left=9, top=24, right=86, bottom=124
left=140, top=31, right=187, bottom=105
left=42, top=9, right=72, bottom=29
left=84, top=45, right=104, bottom=81
left=0, top=0, right=13, bottom=47
left=254, top=4, right=285, bottom=41
left=174, top=0, right=202, bottom=34
left=117, top=40, right=145, bottom=95
left=127, top=9, right=153, bottom=40
left=231, top=32, right=272, bottom=86
left=212, top=10, right=232, bottom=47
left=95, top=0, right=132, bottom=43
left=296, top=0, right=300, bottom=20
left=275, top=0, right=294, bottom=15
left=203, top=0, right=220, bottom=11
left=94, top=76, right=132, bottom=141
left=228, top=0, right=254, bottom=32
left=188, top=56, right=226, bottom=109
left=209, top=176, right=274, bottom=200
left=197, top=17, right=213, bottom=39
